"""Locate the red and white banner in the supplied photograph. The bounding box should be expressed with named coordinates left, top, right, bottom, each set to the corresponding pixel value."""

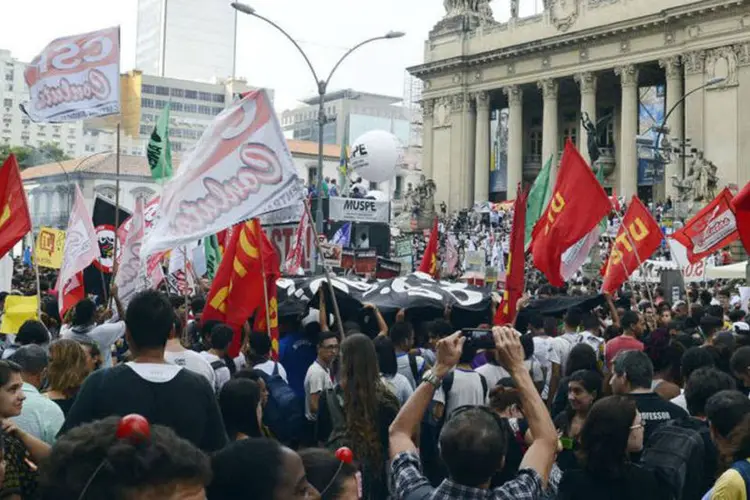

left=59, top=186, right=99, bottom=315
left=22, top=27, right=120, bottom=123
left=672, top=188, right=739, bottom=264
left=142, top=90, right=303, bottom=255
left=281, top=205, right=312, bottom=275
left=115, top=198, right=145, bottom=306
left=119, top=195, right=164, bottom=288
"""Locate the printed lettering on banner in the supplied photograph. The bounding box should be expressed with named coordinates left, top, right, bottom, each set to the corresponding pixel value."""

left=691, top=207, right=736, bottom=254
left=115, top=199, right=146, bottom=305
left=22, top=27, right=120, bottom=122
left=329, top=198, right=389, bottom=223
left=142, top=90, right=303, bottom=255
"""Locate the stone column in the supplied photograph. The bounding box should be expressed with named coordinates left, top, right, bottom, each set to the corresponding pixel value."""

left=504, top=85, right=523, bottom=199
left=538, top=79, right=559, bottom=182
left=659, top=56, right=683, bottom=201
left=422, top=99, right=435, bottom=181
left=575, top=72, right=597, bottom=166
left=683, top=50, right=707, bottom=156
left=615, top=64, right=639, bottom=198
left=473, top=91, right=491, bottom=203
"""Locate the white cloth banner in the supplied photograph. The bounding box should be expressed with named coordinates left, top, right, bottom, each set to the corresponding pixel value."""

left=561, top=226, right=599, bottom=282
left=59, top=186, right=99, bottom=310
left=142, top=90, right=303, bottom=255
left=22, top=27, right=121, bottom=122
left=328, top=198, right=390, bottom=223
left=115, top=198, right=145, bottom=306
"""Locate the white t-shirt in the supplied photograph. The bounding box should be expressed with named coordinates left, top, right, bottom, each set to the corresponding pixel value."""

left=476, top=360, right=545, bottom=390
left=551, top=332, right=582, bottom=373
left=199, top=351, right=231, bottom=393
left=670, top=390, right=688, bottom=413
left=233, top=355, right=289, bottom=383
left=304, top=361, right=333, bottom=421
left=164, top=349, right=215, bottom=388
left=532, top=336, right=560, bottom=400
left=396, top=353, right=426, bottom=390
left=382, top=373, right=414, bottom=406
left=433, top=369, right=487, bottom=419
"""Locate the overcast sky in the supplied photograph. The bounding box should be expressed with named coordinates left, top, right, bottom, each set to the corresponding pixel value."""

left=0, top=0, right=544, bottom=112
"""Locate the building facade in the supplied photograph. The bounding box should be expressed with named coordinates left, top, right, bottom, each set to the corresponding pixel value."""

left=280, top=89, right=411, bottom=146
left=82, top=71, right=262, bottom=157
left=409, top=0, right=750, bottom=212
left=136, top=0, right=237, bottom=82
left=0, top=49, right=85, bottom=158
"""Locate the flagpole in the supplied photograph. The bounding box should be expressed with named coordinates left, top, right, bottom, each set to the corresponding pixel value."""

left=113, top=123, right=122, bottom=275
left=181, top=245, right=190, bottom=346
left=303, top=201, right=345, bottom=337
left=254, top=219, right=272, bottom=338
left=30, top=233, right=42, bottom=318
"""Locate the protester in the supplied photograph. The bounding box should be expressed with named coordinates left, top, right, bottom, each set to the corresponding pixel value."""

left=300, top=448, right=359, bottom=500
left=2, top=320, right=49, bottom=360
left=164, top=316, right=216, bottom=388
left=554, top=369, right=603, bottom=472
left=605, top=310, right=645, bottom=369
left=705, top=390, right=750, bottom=498
left=304, top=331, right=338, bottom=422
left=374, top=335, right=414, bottom=405
left=200, top=323, right=233, bottom=392
left=44, top=339, right=90, bottom=416
left=218, top=378, right=265, bottom=440
left=60, top=290, right=228, bottom=452
left=61, top=293, right=125, bottom=368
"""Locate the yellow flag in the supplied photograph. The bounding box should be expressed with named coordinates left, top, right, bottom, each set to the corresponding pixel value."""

left=34, top=227, right=66, bottom=269
left=0, top=296, right=38, bottom=334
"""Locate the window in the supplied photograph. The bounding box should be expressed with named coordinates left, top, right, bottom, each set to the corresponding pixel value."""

left=170, top=128, right=182, bottom=138
left=369, top=181, right=378, bottom=190
left=140, top=125, right=151, bottom=135
left=141, top=84, right=155, bottom=94
left=198, top=105, right=213, bottom=115
left=212, top=93, right=225, bottom=103
left=198, top=91, right=212, bottom=102
left=172, top=142, right=183, bottom=152
left=155, top=100, right=166, bottom=109
left=212, top=107, right=222, bottom=115
left=4, top=72, right=12, bottom=82
left=155, top=86, right=170, bottom=96
left=529, top=130, right=543, bottom=156
left=560, top=127, right=577, bottom=148
left=5, top=84, right=12, bottom=92
left=185, top=90, right=198, bottom=99
left=85, top=144, right=95, bottom=152
left=171, top=102, right=184, bottom=112
left=21, top=119, right=28, bottom=125
left=3, top=99, right=11, bottom=108
left=141, top=98, right=155, bottom=108
left=394, top=176, right=403, bottom=199
left=183, top=103, right=197, bottom=113
left=170, top=88, right=184, bottom=98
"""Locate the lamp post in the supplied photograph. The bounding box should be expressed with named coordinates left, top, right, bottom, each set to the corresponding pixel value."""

left=653, top=76, right=725, bottom=172
left=232, top=2, right=404, bottom=273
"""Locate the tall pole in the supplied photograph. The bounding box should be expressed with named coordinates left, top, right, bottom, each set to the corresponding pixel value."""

left=314, top=83, right=326, bottom=273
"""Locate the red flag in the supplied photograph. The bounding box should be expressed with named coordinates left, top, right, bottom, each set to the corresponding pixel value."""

left=672, top=188, right=738, bottom=264
left=495, top=185, right=527, bottom=325
left=418, top=216, right=439, bottom=278
left=0, top=156, right=31, bottom=259
left=284, top=204, right=311, bottom=275
left=602, top=196, right=663, bottom=294
left=530, top=140, right=611, bottom=287
left=731, top=182, right=750, bottom=253
left=203, top=219, right=279, bottom=358
left=251, top=219, right=281, bottom=360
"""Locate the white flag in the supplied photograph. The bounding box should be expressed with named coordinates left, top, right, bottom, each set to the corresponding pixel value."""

left=560, top=226, right=599, bottom=282
left=22, top=27, right=121, bottom=122
left=115, top=198, right=145, bottom=306
left=142, top=90, right=303, bottom=255
left=59, top=186, right=99, bottom=312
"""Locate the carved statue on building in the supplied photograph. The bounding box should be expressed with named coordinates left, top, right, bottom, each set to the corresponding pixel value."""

left=510, top=0, right=519, bottom=18
left=670, top=150, right=720, bottom=206
left=580, top=112, right=612, bottom=167
left=396, top=177, right=437, bottom=231
left=443, top=0, right=493, bottom=19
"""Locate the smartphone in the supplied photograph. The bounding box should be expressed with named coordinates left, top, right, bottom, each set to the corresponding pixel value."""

left=461, top=328, right=495, bottom=350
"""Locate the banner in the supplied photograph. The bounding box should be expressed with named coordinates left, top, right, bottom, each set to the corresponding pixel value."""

left=59, top=186, right=99, bottom=315
left=318, top=241, right=343, bottom=268
left=142, top=90, right=303, bottom=255
left=354, top=248, right=377, bottom=274
left=602, top=197, right=663, bottom=294
left=464, top=250, right=486, bottom=280
left=0, top=296, right=38, bottom=334
left=115, top=198, right=145, bottom=306
left=22, top=27, right=120, bottom=122
left=328, top=198, right=389, bottom=223
left=376, top=257, right=402, bottom=279
left=35, top=227, right=65, bottom=269
left=265, top=222, right=313, bottom=274
left=672, top=188, right=739, bottom=264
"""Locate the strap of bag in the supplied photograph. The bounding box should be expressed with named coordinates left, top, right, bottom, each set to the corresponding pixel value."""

left=408, top=353, right=419, bottom=383
left=272, top=361, right=279, bottom=377
left=731, top=459, right=750, bottom=499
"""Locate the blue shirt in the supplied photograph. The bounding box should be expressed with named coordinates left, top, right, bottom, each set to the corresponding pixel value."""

left=279, top=332, right=317, bottom=399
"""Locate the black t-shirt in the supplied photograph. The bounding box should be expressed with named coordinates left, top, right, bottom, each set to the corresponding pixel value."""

left=59, top=363, right=228, bottom=452
left=628, top=392, right=688, bottom=443
left=558, top=464, right=662, bottom=500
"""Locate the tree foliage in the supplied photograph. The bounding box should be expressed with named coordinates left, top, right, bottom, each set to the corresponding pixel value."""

left=0, top=142, right=70, bottom=168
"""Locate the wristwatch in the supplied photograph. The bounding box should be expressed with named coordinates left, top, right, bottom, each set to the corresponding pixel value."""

left=421, top=369, right=443, bottom=389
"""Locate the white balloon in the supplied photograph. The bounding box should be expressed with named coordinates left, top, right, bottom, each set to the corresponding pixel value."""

left=349, top=130, right=402, bottom=183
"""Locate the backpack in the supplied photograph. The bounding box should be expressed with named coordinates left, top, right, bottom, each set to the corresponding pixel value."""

left=640, top=419, right=706, bottom=500
left=322, top=389, right=349, bottom=451
left=731, top=459, right=750, bottom=498
left=210, top=359, right=226, bottom=371
left=256, top=362, right=305, bottom=447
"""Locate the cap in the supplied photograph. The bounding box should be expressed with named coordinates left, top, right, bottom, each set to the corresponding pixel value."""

left=8, top=344, right=48, bottom=374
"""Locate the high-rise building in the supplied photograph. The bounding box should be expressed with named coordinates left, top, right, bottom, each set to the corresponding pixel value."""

left=136, top=0, right=237, bottom=82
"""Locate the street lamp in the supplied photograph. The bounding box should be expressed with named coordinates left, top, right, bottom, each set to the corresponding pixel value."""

left=654, top=76, right=725, bottom=170
left=232, top=2, right=404, bottom=273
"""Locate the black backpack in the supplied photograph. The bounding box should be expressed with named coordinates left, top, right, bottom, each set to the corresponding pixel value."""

left=256, top=363, right=306, bottom=447
left=640, top=419, right=706, bottom=500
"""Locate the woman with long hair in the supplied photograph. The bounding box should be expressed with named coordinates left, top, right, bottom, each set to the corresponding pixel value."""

left=299, top=448, right=358, bottom=500
left=218, top=378, right=265, bottom=440
left=557, top=395, right=661, bottom=500
left=316, top=334, right=400, bottom=500
left=554, top=369, right=603, bottom=472
left=551, top=343, right=601, bottom=418
left=373, top=336, right=413, bottom=405
left=44, top=339, right=90, bottom=416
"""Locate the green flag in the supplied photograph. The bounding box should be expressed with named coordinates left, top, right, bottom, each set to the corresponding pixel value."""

left=147, top=103, right=173, bottom=180
left=524, top=156, right=553, bottom=248
left=204, top=234, right=221, bottom=279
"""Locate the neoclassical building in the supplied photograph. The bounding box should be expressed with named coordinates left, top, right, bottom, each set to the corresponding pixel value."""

left=409, top=0, right=750, bottom=212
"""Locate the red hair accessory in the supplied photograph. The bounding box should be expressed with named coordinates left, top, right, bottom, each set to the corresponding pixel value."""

left=115, top=414, right=151, bottom=444
left=334, top=447, right=353, bottom=464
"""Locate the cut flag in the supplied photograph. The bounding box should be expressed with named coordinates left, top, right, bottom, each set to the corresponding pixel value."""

left=147, top=103, right=174, bottom=180
left=602, top=196, right=663, bottom=294
left=59, top=186, right=99, bottom=316
left=732, top=181, right=750, bottom=253
left=530, top=140, right=611, bottom=287
left=672, top=187, right=739, bottom=264
left=419, top=216, right=440, bottom=278
left=495, top=185, right=527, bottom=325
left=331, top=222, right=352, bottom=248
left=203, top=219, right=281, bottom=358
left=284, top=204, right=311, bottom=275
left=525, top=156, right=553, bottom=249
left=0, top=155, right=31, bottom=259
